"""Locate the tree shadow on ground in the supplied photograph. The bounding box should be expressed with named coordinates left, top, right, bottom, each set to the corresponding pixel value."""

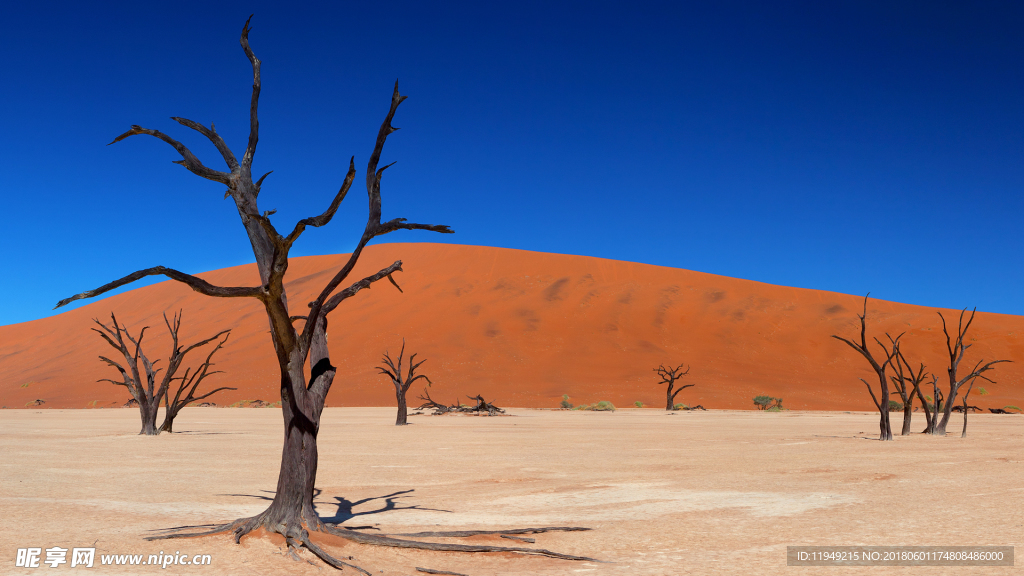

left=214, top=488, right=452, bottom=531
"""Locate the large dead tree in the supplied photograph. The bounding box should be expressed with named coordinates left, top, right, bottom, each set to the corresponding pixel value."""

left=376, top=341, right=431, bottom=425
left=832, top=295, right=902, bottom=441
left=654, top=363, right=692, bottom=410
left=94, top=311, right=232, bottom=435
left=931, top=308, right=1009, bottom=435
left=57, top=17, right=593, bottom=571
left=889, top=344, right=929, bottom=436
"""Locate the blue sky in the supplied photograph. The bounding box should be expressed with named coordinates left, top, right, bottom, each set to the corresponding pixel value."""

left=2, top=1, right=1023, bottom=326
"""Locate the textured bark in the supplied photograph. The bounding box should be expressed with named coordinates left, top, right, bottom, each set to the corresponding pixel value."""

left=58, top=16, right=591, bottom=571
left=654, top=364, right=693, bottom=410
left=832, top=294, right=902, bottom=441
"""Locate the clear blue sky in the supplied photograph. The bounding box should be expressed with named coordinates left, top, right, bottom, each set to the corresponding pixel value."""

left=2, top=1, right=1022, bottom=326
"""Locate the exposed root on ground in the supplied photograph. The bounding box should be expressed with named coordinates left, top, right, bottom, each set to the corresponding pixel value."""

left=147, top=514, right=599, bottom=571
left=416, top=568, right=468, bottom=576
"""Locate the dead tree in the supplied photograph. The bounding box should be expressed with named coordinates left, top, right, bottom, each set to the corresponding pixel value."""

left=932, top=309, right=1010, bottom=435
left=832, top=294, right=902, bottom=441
left=654, top=363, right=692, bottom=410
left=94, top=311, right=231, bottom=435
left=376, top=341, right=431, bottom=425
left=57, top=17, right=593, bottom=571
left=889, top=344, right=929, bottom=436
left=960, top=378, right=978, bottom=438
left=160, top=322, right=234, bottom=433
left=914, top=375, right=943, bottom=434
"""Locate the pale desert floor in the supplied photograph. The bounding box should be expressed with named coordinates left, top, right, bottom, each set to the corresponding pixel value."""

left=1, top=408, right=1021, bottom=575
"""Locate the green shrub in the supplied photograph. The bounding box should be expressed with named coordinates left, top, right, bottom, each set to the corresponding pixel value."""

left=1005, top=405, right=1022, bottom=412
left=593, top=401, right=616, bottom=411
left=977, top=387, right=988, bottom=396
left=560, top=394, right=573, bottom=409
left=765, top=406, right=783, bottom=412
left=753, top=395, right=782, bottom=410
left=673, top=403, right=688, bottom=410
left=888, top=400, right=904, bottom=412
left=634, top=401, right=643, bottom=408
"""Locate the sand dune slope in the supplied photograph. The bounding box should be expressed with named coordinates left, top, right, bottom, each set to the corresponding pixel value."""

left=2, top=243, right=1022, bottom=411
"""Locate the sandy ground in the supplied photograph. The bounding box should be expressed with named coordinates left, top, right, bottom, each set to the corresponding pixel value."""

left=1, top=407, right=1021, bottom=575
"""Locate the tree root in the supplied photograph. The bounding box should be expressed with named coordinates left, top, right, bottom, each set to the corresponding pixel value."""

left=417, top=568, right=469, bottom=576
left=392, top=526, right=587, bottom=537
left=322, top=524, right=600, bottom=561
left=146, top=515, right=600, bottom=570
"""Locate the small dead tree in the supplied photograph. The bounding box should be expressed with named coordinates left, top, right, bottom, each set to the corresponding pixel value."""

left=832, top=294, right=902, bottom=441
left=654, top=363, right=692, bottom=410
left=914, top=374, right=944, bottom=434
left=160, top=325, right=234, bottom=433
left=932, top=308, right=1010, bottom=435
left=960, top=378, right=979, bottom=438
left=57, top=17, right=594, bottom=570
left=889, top=345, right=929, bottom=436
left=376, top=341, right=431, bottom=425
left=94, top=311, right=232, bottom=435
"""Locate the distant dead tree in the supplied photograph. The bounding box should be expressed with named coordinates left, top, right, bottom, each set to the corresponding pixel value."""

left=931, top=308, right=1010, bottom=435
left=917, top=374, right=942, bottom=434
left=376, top=341, right=431, bottom=425
left=889, top=344, right=929, bottom=436
left=959, top=378, right=981, bottom=438
left=832, top=294, right=902, bottom=441
left=654, top=364, right=692, bottom=410
left=94, top=311, right=232, bottom=435
left=56, top=17, right=593, bottom=571
left=160, top=324, right=234, bottom=433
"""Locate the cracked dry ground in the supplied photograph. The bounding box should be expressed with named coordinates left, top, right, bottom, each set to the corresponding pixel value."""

left=1, top=408, right=1021, bottom=575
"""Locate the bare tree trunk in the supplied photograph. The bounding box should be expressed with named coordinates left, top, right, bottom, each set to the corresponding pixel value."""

left=261, top=378, right=323, bottom=533
left=138, top=398, right=159, bottom=436
left=396, top=391, right=408, bottom=425
left=877, top=371, right=892, bottom=441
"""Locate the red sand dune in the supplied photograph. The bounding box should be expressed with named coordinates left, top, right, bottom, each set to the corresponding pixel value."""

left=2, top=243, right=1023, bottom=411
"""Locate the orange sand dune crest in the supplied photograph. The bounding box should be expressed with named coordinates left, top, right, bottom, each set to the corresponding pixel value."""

left=2, top=243, right=1022, bottom=411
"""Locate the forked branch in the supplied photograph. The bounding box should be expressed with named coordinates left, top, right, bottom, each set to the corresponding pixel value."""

left=108, top=125, right=232, bottom=184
